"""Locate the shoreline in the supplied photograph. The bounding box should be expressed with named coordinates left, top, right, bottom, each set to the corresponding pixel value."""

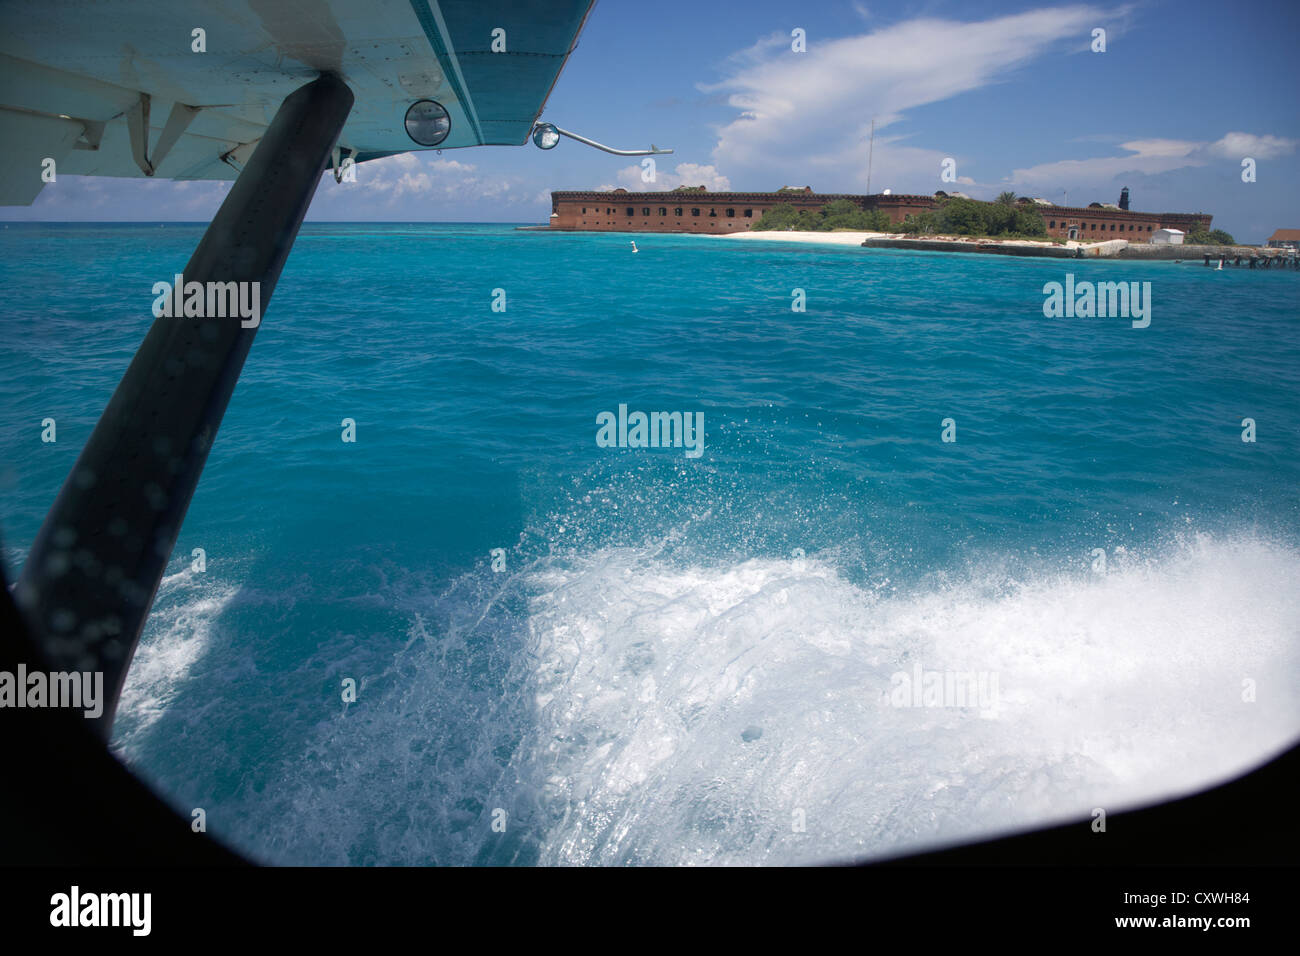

left=708, top=230, right=892, bottom=246
left=537, top=227, right=1295, bottom=263
left=712, top=230, right=1294, bottom=262
left=861, top=235, right=1295, bottom=261
left=709, top=230, right=1096, bottom=253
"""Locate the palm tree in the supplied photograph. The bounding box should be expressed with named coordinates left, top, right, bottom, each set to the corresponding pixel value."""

left=996, top=191, right=1018, bottom=206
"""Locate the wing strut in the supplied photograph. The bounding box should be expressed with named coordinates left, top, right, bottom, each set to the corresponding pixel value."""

left=14, top=73, right=355, bottom=740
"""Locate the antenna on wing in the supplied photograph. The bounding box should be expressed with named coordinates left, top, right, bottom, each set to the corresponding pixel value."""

left=530, top=122, right=672, bottom=156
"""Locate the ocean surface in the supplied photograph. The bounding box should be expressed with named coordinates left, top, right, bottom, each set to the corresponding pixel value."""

left=2, top=221, right=1298, bottom=865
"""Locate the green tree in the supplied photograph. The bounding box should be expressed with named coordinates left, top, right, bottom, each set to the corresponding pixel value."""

left=939, top=198, right=988, bottom=235
left=863, top=208, right=893, bottom=231
left=821, top=199, right=869, bottom=230
left=899, top=199, right=1044, bottom=238
left=900, top=211, right=939, bottom=235
left=1011, top=206, right=1048, bottom=237
left=753, top=200, right=894, bottom=232
left=751, top=203, right=802, bottom=230
left=1186, top=228, right=1236, bottom=246
left=820, top=199, right=861, bottom=218
left=793, top=209, right=824, bottom=230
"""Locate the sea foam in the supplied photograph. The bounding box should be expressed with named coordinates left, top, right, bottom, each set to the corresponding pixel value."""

left=213, top=531, right=1299, bottom=866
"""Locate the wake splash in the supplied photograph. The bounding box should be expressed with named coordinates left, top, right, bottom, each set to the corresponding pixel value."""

left=506, top=533, right=1299, bottom=864
left=114, top=568, right=236, bottom=738
left=122, top=532, right=1300, bottom=866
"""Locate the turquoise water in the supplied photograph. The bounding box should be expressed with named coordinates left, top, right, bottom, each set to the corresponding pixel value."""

left=2, top=222, right=1298, bottom=864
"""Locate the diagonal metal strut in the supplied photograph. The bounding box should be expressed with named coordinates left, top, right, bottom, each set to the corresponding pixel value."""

left=15, top=74, right=355, bottom=739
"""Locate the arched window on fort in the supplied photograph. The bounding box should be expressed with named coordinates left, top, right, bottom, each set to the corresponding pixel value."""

left=1049, top=220, right=1056, bottom=228
left=1110, top=224, right=1116, bottom=231
left=626, top=207, right=635, bottom=217
left=709, top=208, right=717, bottom=217
left=659, top=207, right=667, bottom=216
left=744, top=209, right=753, bottom=218
left=675, top=207, right=683, bottom=217
left=726, top=208, right=735, bottom=217
left=691, top=208, right=700, bottom=217
left=642, top=207, right=650, bottom=217
left=582, top=207, right=586, bottom=214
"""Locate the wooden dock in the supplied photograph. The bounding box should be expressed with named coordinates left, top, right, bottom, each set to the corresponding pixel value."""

left=1203, top=252, right=1300, bottom=269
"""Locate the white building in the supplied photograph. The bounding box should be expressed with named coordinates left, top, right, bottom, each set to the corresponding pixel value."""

left=1151, top=228, right=1184, bottom=245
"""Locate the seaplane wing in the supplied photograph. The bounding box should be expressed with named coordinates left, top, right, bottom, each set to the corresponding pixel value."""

left=0, top=0, right=595, bottom=204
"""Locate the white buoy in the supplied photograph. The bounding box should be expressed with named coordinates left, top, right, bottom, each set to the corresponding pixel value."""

left=630, top=240, right=638, bottom=253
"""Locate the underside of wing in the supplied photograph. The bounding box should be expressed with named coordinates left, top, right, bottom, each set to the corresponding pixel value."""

left=0, top=0, right=595, bottom=204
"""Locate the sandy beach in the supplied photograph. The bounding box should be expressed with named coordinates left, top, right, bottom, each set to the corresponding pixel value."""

left=711, top=230, right=1094, bottom=249
left=710, top=230, right=1142, bottom=254
left=712, top=230, right=895, bottom=246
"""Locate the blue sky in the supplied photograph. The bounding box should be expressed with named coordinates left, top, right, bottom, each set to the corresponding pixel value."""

left=6, top=0, right=1299, bottom=242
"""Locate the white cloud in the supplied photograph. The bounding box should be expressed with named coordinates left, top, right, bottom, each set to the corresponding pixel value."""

left=1205, top=132, right=1296, bottom=161
left=1005, top=139, right=1200, bottom=190
left=705, top=5, right=1119, bottom=187
left=699, top=6, right=1297, bottom=205
left=604, top=161, right=731, bottom=192
left=337, top=152, right=541, bottom=206
left=1005, top=133, right=1297, bottom=192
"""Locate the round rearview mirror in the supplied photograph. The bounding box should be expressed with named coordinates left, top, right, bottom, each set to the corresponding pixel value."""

left=404, top=100, right=451, bottom=147
left=532, top=123, right=561, bottom=150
